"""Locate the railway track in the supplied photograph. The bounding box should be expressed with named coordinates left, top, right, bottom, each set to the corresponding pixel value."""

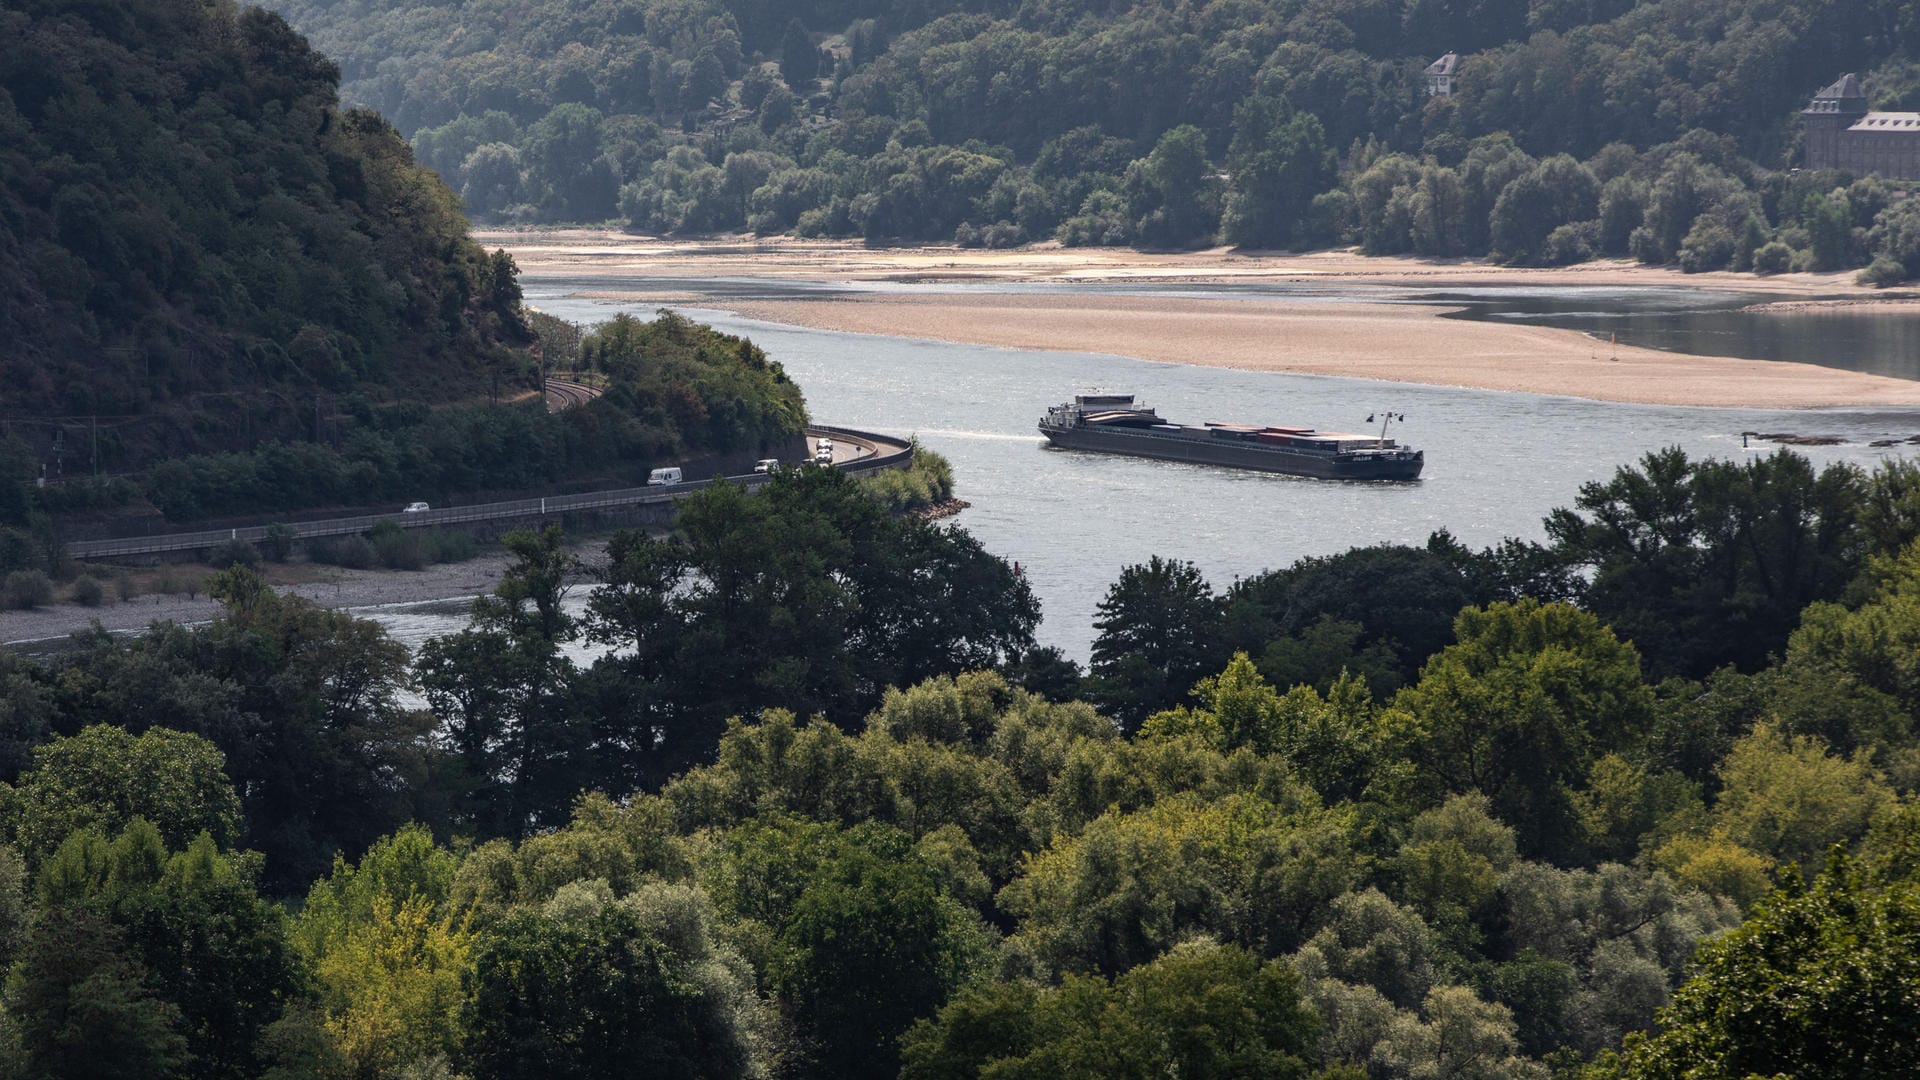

left=544, top=378, right=602, bottom=412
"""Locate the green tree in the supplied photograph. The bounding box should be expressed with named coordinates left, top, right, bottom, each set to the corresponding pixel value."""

left=4, top=909, right=187, bottom=1080
left=1545, top=448, right=1865, bottom=680
left=772, top=824, right=982, bottom=1080
left=779, top=19, right=818, bottom=89
left=295, top=826, right=470, bottom=1076
left=32, top=821, right=306, bottom=1079
left=901, top=940, right=1319, bottom=1080
left=1222, top=92, right=1333, bottom=250
left=418, top=525, right=585, bottom=837
left=2, top=725, right=243, bottom=866
left=1611, top=845, right=1920, bottom=1080
left=1089, top=557, right=1227, bottom=732
left=1490, top=155, right=1600, bottom=264
left=1389, top=600, right=1653, bottom=856
left=1125, top=126, right=1220, bottom=249
left=999, top=794, right=1360, bottom=974
left=463, top=898, right=763, bottom=1080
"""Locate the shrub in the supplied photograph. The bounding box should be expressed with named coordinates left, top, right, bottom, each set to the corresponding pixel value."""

left=1751, top=240, right=1794, bottom=275
left=3, top=570, right=54, bottom=610
left=1540, top=220, right=1601, bottom=266
left=114, top=570, right=135, bottom=601
left=1858, top=256, right=1907, bottom=287
left=262, top=523, right=298, bottom=562
left=425, top=529, right=478, bottom=563
left=154, top=567, right=182, bottom=595
left=311, top=535, right=376, bottom=570
left=206, top=537, right=260, bottom=569
left=371, top=522, right=427, bottom=570
left=70, top=576, right=104, bottom=607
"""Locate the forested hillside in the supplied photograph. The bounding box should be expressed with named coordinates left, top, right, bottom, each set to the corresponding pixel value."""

left=4, top=451, right=1920, bottom=1076
left=0, top=0, right=535, bottom=465
left=268, top=0, right=1920, bottom=277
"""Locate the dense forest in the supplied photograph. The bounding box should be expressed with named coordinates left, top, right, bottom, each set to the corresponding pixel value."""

left=267, top=0, right=1920, bottom=278
left=0, top=0, right=533, bottom=465
left=1, top=448, right=1919, bottom=1076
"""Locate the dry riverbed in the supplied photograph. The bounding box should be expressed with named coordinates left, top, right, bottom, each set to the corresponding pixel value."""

left=0, top=555, right=520, bottom=649
left=486, top=232, right=1920, bottom=409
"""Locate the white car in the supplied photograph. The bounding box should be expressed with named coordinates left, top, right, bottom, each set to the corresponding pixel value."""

left=402, top=501, right=431, bottom=513
left=754, top=458, right=780, bottom=474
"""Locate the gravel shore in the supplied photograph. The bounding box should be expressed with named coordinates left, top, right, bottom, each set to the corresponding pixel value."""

left=0, top=554, right=519, bottom=649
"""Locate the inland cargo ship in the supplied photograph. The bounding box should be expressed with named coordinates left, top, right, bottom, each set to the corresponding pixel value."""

left=1038, top=393, right=1423, bottom=481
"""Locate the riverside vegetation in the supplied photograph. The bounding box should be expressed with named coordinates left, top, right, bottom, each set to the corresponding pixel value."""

left=1, top=448, right=1920, bottom=1077
left=9, top=0, right=1920, bottom=1075
left=269, top=0, right=1920, bottom=281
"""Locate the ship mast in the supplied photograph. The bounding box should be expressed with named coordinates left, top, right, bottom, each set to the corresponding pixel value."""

left=1367, top=411, right=1406, bottom=448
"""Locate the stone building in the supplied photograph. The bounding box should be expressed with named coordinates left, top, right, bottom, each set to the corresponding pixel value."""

left=1803, top=73, right=1920, bottom=179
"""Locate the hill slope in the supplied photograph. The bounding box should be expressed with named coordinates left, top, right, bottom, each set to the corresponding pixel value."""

left=265, top=0, right=1916, bottom=232
left=0, top=0, right=531, bottom=468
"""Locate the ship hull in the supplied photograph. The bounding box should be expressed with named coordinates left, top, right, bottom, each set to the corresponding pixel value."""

left=1039, top=424, right=1424, bottom=481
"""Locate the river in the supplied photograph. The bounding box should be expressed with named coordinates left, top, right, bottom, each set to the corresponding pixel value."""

left=322, top=278, right=1920, bottom=663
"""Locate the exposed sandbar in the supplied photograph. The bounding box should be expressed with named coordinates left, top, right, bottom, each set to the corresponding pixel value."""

left=487, top=233, right=1920, bottom=408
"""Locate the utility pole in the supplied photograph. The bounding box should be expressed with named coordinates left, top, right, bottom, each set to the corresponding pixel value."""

left=90, top=415, right=98, bottom=477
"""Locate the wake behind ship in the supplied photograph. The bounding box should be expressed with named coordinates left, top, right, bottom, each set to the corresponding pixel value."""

left=1038, top=393, right=1424, bottom=481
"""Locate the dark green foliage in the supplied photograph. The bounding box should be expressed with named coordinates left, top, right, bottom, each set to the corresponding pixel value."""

left=207, top=538, right=262, bottom=570
left=416, top=526, right=584, bottom=838
left=137, top=312, right=803, bottom=523
left=463, top=904, right=753, bottom=1080
left=2, top=571, right=53, bottom=611
left=769, top=824, right=980, bottom=1080
left=3, top=726, right=244, bottom=867
left=0, top=0, right=529, bottom=462
left=579, top=467, right=1038, bottom=788
left=27, top=822, right=306, bottom=1080
left=1611, top=845, right=1920, bottom=1080
left=5, top=909, right=187, bottom=1080
left=265, top=0, right=1920, bottom=279
left=1088, top=557, right=1228, bottom=732
left=1225, top=542, right=1486, bottom=694
left=1546, top=448, right=1866, bottom=680
left=69, top=576, right=104, bottom=607
left=54, top=577, right=428, bottom=893
left=901, top=941, right=1319, bottom=1080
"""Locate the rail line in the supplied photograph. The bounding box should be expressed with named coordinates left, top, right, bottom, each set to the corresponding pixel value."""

left=544, top=378, right=601, bottom=412
left=67, top=426, right=912, bottom=560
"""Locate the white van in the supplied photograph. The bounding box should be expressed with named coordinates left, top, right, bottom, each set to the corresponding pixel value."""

left=647, top=467, right=683, bottom=486
left=754, top=458, right=780, bottom=474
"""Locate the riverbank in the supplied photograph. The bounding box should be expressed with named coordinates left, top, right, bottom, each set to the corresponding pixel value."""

left=0, top=554, right=520, bottom=650
left=482, top=232, right=1869, bottom=293
left=487, top=233, right=1920, bottom=409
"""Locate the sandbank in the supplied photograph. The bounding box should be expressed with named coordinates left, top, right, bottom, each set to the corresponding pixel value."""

left=486, top=232, right=1920, bottom=409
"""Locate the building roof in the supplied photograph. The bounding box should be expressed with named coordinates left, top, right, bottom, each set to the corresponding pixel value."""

left=1814, top=73, right=1866, bottom=100
left=1425, top=53, right=1458, bottom=77
left=1850, top=112, right=1920, bottom=130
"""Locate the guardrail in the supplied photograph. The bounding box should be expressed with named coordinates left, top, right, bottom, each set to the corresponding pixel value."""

left=67, top=426, right=913, bottom=559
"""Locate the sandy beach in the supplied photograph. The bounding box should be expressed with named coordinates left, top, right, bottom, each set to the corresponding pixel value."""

left=487, top=232, right=1920, bottom=409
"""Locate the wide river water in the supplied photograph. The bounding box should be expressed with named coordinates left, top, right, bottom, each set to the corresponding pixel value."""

left=330, top=278, right=1920, bottom=663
